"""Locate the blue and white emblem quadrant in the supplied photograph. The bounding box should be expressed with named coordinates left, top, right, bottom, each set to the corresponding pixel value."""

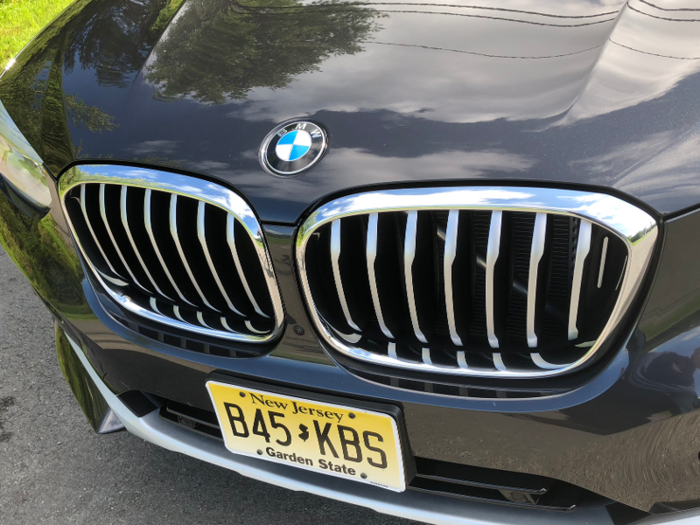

left=276, top=130, right=312, bottom=162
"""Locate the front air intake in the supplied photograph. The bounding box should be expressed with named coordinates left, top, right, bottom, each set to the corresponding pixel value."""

left=60, top=165, right=284, bottom=344
left=297, top=187, right=657, bottom=379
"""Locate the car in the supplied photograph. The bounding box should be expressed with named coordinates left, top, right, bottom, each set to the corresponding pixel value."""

left=1, top=0, right=699, bottom=523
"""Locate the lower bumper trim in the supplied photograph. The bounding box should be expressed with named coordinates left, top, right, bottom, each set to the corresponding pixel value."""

left=97, top=408, right=125, bottom=434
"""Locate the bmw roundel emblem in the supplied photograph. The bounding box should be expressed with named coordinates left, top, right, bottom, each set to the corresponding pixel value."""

left=259, top=121, right=327, bottom=176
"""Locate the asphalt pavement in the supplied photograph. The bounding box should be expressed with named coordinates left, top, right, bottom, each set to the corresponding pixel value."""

left=0, top=244, right=416, bottom=525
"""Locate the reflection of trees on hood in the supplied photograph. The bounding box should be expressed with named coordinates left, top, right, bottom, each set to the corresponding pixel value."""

left=63, top=0, right=174, bottom=88
left=64, top=95, right=118, bottom=133
left=0, top=0, right=181, bottom=169
left=145, top=0, right=383, bottom=104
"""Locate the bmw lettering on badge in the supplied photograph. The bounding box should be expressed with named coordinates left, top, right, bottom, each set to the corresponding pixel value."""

left=259, top=121, right=327, bottom=176
left=207, top=381, right=406, bottom=491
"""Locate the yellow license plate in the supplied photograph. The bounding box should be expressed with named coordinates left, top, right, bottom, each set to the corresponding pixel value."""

left=206, top=381, right=406, bottom=492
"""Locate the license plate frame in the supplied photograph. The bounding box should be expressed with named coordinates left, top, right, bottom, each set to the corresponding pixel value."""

left=206, top=375, right=410, bottom=492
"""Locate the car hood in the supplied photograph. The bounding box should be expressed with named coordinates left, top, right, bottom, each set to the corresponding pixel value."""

left=3, top=0, right=700, bottom=222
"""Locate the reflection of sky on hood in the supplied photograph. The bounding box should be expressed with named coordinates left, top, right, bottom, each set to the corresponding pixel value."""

left=227, top=7, right=616, bottom=124
left=217, top=0, right=700, bottom=127
left=142, top=0, right=700, bottom=131
left=557, top=1, right=700, bottom=210
left=569, top=129, right=700, bottom=213
left=555, top=2, right=700, bottom=126
left=292, top=0, right=624, bottom=9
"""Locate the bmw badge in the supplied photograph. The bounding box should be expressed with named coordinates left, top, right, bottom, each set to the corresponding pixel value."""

left=259, top=121, right=327, bottom=176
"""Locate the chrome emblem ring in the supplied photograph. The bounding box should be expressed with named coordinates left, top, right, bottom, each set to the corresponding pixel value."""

left=259, top=121, right=327, bottom=176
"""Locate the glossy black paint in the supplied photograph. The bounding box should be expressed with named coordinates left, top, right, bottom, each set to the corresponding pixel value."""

left=55, top=322, right=114, bottom=433
left=1, top=0, right=700, bottom=516
left=8, top=188, right=699, bottom=512
left=2, top=0, right=700, bottom=223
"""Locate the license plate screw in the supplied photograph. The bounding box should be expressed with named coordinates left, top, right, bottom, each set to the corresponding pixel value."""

left=240, top=392, right=246, bottom=397
left=257, top=450, right=263, bottom=455
left=349, top=413, right=355, bottom=419
left=361, top=473, right=367, bottom=479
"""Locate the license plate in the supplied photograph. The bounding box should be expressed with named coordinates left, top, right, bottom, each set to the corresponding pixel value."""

left=206, top=381, right=406, bottom=492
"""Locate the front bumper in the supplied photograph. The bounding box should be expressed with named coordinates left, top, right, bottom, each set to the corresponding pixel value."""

left=62, top=331, right=612, bottom=525
left=62, top=329, right=700, bottom=525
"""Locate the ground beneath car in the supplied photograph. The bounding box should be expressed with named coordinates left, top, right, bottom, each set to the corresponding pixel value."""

left=0, top=245, right=416, bottom=525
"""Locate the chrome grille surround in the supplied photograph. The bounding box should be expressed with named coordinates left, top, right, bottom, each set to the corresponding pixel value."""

left=296, top=187, right=658, bottom=379
left=60, top=165, right=284, bottom=344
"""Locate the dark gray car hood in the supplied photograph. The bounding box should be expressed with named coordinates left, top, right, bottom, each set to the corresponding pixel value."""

left=3, top=0, right=700, bottom=222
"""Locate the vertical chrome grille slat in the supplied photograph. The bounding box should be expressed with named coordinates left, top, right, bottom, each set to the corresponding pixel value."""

left=173, top=305, right=186, bottom=323
left=79, top=185, right=125, bottom=282
left=169, top=194, right=220, bottom=312
left=367, top=213, right=394, bottom=339
left=221, top=317, right=236, bottom=333
left=531, top=353, right=565, bottom=370
left=98, top=184, right=148, bottom=293
left=615, top=256, right=628, bottom=291
left=245, top=320, right=268, bottom=335
left=144, top=189, right=195, bottom=307
left=526, top=213, right=547, bottom=349
left=444, top=210, right=463, bottom=347
left=197, top=202, right=244, bottom=316
left=330, top=326, right=362, bottom=343
left=486, top=211, right=502, bottom=349
left=597, top=236, right=609, bottom=289
left=388, top=342, right=398, bottom=360
left=405, top=211, right=428, bottom=344
left=149, top=297, right=161, bottom=315
left=196, top=311, right=212, bottom=329
left=568, top=220, right=592, bottom=341
left=226, top=214, right=269, bottom=319
left=120, top=187, right=172, bottom=300
left=457, top=351, right=469, bottom=369
left=493, top=353, right=506, bottom=371
left=331, top=219, right=360, bottom=332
